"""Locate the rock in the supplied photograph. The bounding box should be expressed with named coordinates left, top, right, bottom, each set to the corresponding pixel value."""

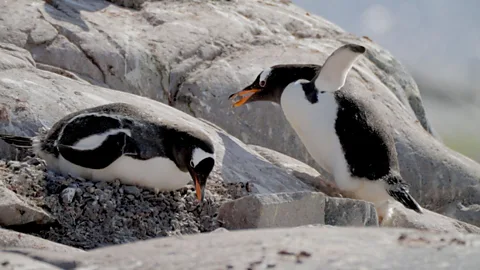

left=0, top=252, right=63, bottom=270
left=218, top=191, right=378, bottom=230
left=248, top=144, right=344, bottom=197
left=210, top=227, right=229, bottom=233
left=0, top=43, right=316, bottom=197
left=0, top=42, right=477, bottom=246
left=0, top=186, right=53, bottom=227
left=60, top=187, right=76, bottom=204
left=107, top=0, right=147, bottom=10
left=123, top=186, right=141, bottom=197
left=383, top=203, right=480, bottom=234
left=324, top=197, right=378, bottom=227
left=218, top=192, right=326, bottom=230
left=0, top=228, right=83, bottom=253
left=0, top=0, right=478, bottom=226
left=7, top=227, right=480, bottom=269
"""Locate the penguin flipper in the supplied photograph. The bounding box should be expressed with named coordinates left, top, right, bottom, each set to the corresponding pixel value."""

left=58, top=132, right=139, bottom=170
left=0, top=134, right=34, bottom=148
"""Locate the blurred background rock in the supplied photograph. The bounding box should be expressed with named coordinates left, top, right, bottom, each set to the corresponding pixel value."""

left=294, top=0, right=480, bottom=162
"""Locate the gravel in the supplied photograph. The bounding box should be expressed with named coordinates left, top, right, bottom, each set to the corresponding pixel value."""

left=0, top=155, right=250, bottom=250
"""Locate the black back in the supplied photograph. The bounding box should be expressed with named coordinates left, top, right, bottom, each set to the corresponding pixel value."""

left=58, top=132, right=139, bottom=169
left=334, top=91, right=397, bottom=180
left=40, top=103, right=214, bottom=171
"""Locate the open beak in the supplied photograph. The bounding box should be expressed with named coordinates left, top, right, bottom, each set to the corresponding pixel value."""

left=228, top=88, right=260, bottom=107
left=190, top=172, right=205, bottom=202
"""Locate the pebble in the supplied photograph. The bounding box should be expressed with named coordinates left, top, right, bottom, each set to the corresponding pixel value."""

left=0, top=156, right=228, bottom=250
left=7, top=161, right=22, bottom=171
left=124, top=185, right=141, bottom=196
left=61, top=187, right=76, bottom=204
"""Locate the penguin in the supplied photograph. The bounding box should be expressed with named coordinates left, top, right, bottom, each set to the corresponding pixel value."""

left=0, top=102, right=215, bottom=202
left=228, top=44, right=423, bottom=223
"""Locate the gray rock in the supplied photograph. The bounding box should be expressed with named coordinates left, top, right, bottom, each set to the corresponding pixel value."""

left=218, top=192, right=327, bottom=230
left=0, top=42, right=477, bottom=238
left=383, top=203, right=480, bottom=234
left=60, top=187, right=76, bottom=204
left=0, top=42, right=316, bottom=197
left=0, top=252, right=63, bottom=270
left=217, top=191, right=380, bottom=230
left=0, top=0, right=478, bottom=227
left=248, top=144, right=343, bottom=197
left=324, top=197, right=378, bottom=227
left=210, top=227, right=229, bottom=233
left=0, top=228, right=83, bottom=253
left=123, top=185, right=141, bottom=196
left=8, top=227, right=480, bottom=270
left=0, top=186, right=53, bottom=227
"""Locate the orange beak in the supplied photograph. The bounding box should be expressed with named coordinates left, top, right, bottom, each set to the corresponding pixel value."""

left=195, top=176, right=202, bottom=201
left=228, top=89, right=260, bottom=107
left=190, top=172, right=204, bottom=202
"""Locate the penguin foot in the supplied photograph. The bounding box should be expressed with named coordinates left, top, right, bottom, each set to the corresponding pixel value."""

left=374, top=200, right=393, bottom=226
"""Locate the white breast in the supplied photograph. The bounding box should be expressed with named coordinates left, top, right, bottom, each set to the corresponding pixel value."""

left=280, top=82, right=360, bottom=192
left=38, top=151, right=191, bottom=191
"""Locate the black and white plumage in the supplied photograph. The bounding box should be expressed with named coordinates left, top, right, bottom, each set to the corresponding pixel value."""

left=229, top=44, right=422, bottom=222
left=0, top=103, right=215, bottom=201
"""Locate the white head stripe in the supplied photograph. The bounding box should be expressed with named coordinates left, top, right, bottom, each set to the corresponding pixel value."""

left=191, top=147, right=214, bottom=167
left=259, top=67, right=272, bottom=82
left=294, top=79, right=311, bottom=85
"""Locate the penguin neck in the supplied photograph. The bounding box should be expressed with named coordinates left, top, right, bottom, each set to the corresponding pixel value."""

left=266, top=65, right=321, bottom=104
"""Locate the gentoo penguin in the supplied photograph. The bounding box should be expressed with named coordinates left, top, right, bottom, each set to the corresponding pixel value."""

left=229, top=44, right=423, bottom=223
left=0, top=103, right=215, bottom=201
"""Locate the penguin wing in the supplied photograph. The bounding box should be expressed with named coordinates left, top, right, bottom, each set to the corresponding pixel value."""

left=0, top=134, right=34, bottom=148
left=334, top=92, right=397, bottom=181
left=57, top=132, right=140, bottom=170
left=313, top=44, right=365, bottom=92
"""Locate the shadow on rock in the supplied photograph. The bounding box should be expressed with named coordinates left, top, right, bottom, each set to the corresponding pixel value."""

left=43, top=0, right=111, bottom=31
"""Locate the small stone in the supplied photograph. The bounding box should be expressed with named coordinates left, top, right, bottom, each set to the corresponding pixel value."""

left=124, top=186, right=141, bottom=196
left=7, top=161, right=21, bottom=171
left=126, top=194, right=135, bottom=200
left=210, top=227, right=229, bottom=233
left=95, top=181, right=109, bottom=189
left=61, top=188, right=76, bottom=204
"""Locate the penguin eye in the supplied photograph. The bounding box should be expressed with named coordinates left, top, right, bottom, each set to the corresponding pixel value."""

left=190, top=160, right=195, bottom=168
left=259, top=80, right=266, bottom=87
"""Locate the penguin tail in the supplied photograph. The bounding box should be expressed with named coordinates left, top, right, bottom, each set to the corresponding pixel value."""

left=385, top=175, right=423, bottom=214
left=388, top=187, right=423, bottom=214
left=0, top=134, right=34, bottom=148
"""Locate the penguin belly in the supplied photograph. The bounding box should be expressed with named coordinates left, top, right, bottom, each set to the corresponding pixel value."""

left=40, top=150, right=191, bottom=191
left=280, top=87, right=362, bottom=192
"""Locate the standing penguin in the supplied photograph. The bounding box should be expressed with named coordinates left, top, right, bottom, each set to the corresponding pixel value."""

left=229, top=44, right=422, bottom=223
left=0, top=103, right=215, bottom=201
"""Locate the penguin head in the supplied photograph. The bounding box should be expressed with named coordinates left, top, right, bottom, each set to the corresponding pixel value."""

left=173, top=134, right=215, bottom=202
left=188, top=147, right=215, bottom=201
left=229, top=64, right=321, bottom=107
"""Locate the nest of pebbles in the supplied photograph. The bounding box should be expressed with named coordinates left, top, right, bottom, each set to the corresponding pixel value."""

left=1, top=156, right=248, bottom=250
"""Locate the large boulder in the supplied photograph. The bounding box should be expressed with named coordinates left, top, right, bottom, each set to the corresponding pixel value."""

left=3, top=227, right=480, bottom=269
left=0, top=44, right=478, bottom=245
left=0, top=0, right=478, bottom=226
left=0, top=42, right=315, bottom=197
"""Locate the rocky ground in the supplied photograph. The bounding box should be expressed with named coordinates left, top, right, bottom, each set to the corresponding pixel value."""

left=0, top=0, right=479, bottom=268
left=1, top=154, right=249, bottom=250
